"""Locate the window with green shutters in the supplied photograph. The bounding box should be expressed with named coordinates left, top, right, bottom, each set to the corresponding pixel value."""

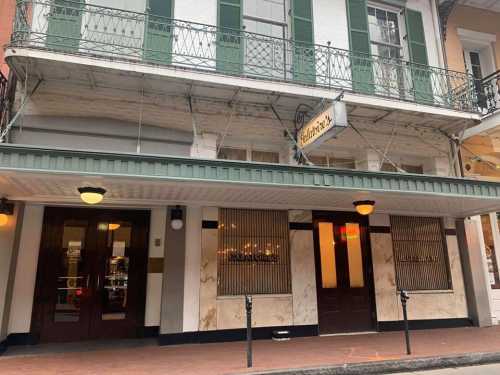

left=46, top=0, right=84, bottom=52
left=291, top=0, right=315, bottom=83
left=405, top=9, right=433, bottom=104
left=144, top=0, right=173, bottom=64
left=347, top=1, right=433, bottom=103
left=217, top=0, right=243, bottom=74
left=346, top=0, right=374, bottom=94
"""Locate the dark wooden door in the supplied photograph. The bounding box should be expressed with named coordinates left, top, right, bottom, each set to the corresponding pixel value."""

left=32, top=208, right=149, bottom=343
left=313, top=211, right=375, bottom=334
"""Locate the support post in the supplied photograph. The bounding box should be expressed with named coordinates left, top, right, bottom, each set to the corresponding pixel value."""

left=400, top=290, right=411, bottom=355
left=245, top=294, right=253, bottom=368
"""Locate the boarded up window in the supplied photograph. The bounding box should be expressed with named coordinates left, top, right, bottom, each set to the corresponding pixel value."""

left=390, top=216, right=451, bottom=291
left=218, top=208, right=291, bottom=295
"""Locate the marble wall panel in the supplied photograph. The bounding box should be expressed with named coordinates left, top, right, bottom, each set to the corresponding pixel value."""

left=289, top=210, right=312, bottom=223
left=199, top=227, right=218, bottom=331
left=371, top=233, right=399, bottom=321
left=290, top=229, right=318, bottom=325
left=216, top=295, right=293, bottom=329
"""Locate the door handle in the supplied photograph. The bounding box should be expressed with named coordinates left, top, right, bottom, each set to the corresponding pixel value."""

left=96, top=275, right=100, bottom=290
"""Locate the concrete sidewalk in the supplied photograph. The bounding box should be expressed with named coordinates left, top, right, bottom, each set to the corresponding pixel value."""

left=1, top=326, right=500, bottom=375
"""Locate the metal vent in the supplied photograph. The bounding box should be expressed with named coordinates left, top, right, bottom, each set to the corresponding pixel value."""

left=218, top=208, right=291, bottom=296
left=390, top=216, right=451, bottom=291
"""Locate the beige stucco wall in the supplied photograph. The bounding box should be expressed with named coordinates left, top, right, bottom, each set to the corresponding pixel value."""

left=446, top=5, right=500, bottom=73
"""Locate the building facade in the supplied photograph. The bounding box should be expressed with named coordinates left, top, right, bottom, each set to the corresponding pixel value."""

left=441, top=0, right=500, bottom=325
left=0, top=0, right=499, bottom=348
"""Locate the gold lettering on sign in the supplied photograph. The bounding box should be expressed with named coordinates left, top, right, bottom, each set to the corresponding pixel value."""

left=299, top=114, right=333, bottom=147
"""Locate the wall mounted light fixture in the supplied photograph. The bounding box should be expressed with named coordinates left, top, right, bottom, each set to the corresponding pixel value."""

left=353, top=200, right=375, bottom=216
left=0, top=198, right=14, bottom=227
left=170, top=205, right=184, bottom=230
left=78, top=187, right=106, bottom=205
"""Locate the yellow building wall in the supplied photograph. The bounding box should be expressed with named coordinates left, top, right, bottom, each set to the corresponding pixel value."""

left=446, top=5, right=500, bottom=73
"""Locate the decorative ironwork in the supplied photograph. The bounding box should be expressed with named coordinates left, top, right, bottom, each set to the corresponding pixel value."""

left=390, top=216, right=451, bottom=291
left=217, top=208, right=291, bottom=296
left=0, top=72, right=8, bottom=133
left=478, top=70, right=500, bottom=115
left=11, top=0, right=478, bottom=112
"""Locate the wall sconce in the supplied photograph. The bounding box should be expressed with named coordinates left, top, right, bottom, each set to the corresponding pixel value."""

left=78, top=187, right=106, bottom=205
left=353, top=200, right=375, bottom=216
left=0, top=198, right=14, bottom=227
left=170, top=205, right=184, bottom=231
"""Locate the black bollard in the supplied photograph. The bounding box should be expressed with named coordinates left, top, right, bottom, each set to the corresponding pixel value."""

left=245, top=295, right=253, bottom=368
left=400, top=290, right=411, bottom=355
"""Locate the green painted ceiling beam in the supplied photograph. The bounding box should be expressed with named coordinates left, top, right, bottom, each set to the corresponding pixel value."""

left=0, top=144, right=499, bottom=200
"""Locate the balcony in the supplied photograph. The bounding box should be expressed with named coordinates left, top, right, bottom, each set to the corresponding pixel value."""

left=478, top=70, right=500, bottom=116
left=8, top=0, right=478, bottom=114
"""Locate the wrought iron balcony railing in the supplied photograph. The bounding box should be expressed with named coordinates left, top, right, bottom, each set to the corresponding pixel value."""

left=477, top=70, right=500, bottom=116
left=11, top=0, right=478, bottom=112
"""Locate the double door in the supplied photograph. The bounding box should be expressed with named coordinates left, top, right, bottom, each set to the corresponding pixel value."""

left=313, top=211, right=375, bottom=334
left=32, top=208, right=150, bottom=342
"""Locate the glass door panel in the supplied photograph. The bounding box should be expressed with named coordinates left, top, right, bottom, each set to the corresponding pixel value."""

left=54, top=220, right=89, bottom=323
left=98, top=221, right=132, bottom=321
left=35, top=208, right=149, bottom=342
left=318, top=222, right=337, bottom=288
left=345, top=223, right=364, bottom=288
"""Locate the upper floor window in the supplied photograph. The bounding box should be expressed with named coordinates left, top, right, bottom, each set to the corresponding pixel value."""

left=243, top=0, right=287, bottom=38
left=218, top=146, right=280, bottom=164
left=251, top=150, right=280, bottom=163
left=218, top=147, right=247, bottom=161
left=309, top=155, right=356, bottom=169
left=367, top=6, right=402, bottom=60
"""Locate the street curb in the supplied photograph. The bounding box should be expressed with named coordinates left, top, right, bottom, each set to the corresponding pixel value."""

left=240, top=352, right=500, bottom=375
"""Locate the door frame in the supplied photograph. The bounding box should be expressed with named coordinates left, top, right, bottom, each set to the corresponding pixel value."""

left=30, top=206, right=150, bottom=343
left=312, top=210, right=378, bottom=333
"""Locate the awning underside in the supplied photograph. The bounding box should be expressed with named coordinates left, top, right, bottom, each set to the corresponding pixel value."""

left=0, top=145, right=499, bottom=218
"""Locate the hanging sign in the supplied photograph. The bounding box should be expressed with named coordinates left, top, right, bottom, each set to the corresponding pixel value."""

left=297, top=101, right=348, bottom=152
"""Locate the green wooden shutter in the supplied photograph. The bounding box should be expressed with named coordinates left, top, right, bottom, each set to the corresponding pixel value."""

left=144, top=0, right=173, bottom=64
left=346, top=0, right=374, bottom=94
left=406, top=9, right=433, bottom=104
left=217, top=0, right=242, bottom=74
left=46, top=0, right=84, bottom=52
left=291, top=0, right=315, bottom=84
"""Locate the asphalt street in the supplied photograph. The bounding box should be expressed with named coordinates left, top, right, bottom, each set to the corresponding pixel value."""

left=392, top=363, right=500, bottom=374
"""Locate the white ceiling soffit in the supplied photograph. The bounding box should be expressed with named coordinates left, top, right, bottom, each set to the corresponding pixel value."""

left=6, top=50, right=480, bottom=135
left=0, top=171, right=498, bottom=218
left=458, top=0, right=500, bottom=12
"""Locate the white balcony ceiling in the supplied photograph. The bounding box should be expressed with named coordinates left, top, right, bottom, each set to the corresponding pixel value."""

left=458, top=0, right=500, bottom=11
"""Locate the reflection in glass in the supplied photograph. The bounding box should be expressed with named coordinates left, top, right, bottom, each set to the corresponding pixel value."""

left=481, top=214, right=500, bottom=288
left=54, top=220, right=87, bottom=322
left=102, top=256, right=129, bottom=320
left=367, top=6, right=404, bottom=98
left=346, top=223, right=364, bottom=288
left=101, top=221, right=132, bottom=320
left=318, top=222, right=337, bottom=288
